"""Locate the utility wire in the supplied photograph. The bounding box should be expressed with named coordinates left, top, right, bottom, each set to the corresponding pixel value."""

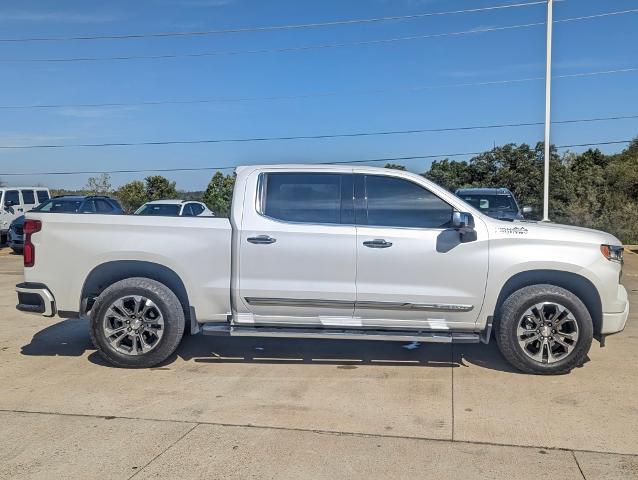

left=0, top=140, right=632, bottom=177
left=3, top=8, right=636, bottom=64
left=0, top=1, right=549, bottom=43
left=2, top=66, right=636, bottom=110
left=1, top=114, right=637, bottom=150
left=0, top=22, right=545, bottom=63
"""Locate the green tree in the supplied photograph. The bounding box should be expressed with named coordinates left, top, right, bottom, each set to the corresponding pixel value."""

left=203, top=171, right=236, bottom=217
left=424, top=159, right=472, bottom=191
left=144, top=175, right=177, bottom=201
left=115, top=180, right=146, bottom=212
left=384, top=163, right=406, bottom=171
left=420, top=139, right=638, bottom=242
left=84, top=173, right=112, bottom=195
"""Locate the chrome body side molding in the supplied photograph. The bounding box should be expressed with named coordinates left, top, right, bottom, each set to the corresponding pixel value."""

left=244, top=297, right=473, bottom=312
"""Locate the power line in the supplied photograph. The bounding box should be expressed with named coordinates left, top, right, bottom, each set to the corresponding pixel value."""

left=0, top=140, right=632, bottom=177
left=0, top=22, right=545, bottom=63
left=1, top=113, right=637, bottom=150
left=2, top=66, right=636, bottom=110
left=0, top=1, right=549, bottom=43
left=3, top=8, right=636, bottom=64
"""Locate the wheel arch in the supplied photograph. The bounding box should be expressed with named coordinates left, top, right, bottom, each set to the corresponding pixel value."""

left=493, top=270, right=602, bottom=336
left=80, top=260, right=198, bottom=334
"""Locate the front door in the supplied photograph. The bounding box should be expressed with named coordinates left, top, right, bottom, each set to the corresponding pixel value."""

left=237, top=171, right=357, bottom=326
left=354, top=173, right=489, bottom=330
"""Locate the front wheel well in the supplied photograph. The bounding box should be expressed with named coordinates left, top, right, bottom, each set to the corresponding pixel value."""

left=81, top=261, right=197, bottom=333
left=494, top=270, right=602, bottom=335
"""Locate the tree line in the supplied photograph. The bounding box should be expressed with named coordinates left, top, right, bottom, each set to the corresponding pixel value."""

left=51, top=138, right=638, bottom=243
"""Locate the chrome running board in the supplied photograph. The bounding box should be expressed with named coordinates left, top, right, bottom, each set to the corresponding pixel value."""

left=201, top=325, right=480, bottom=343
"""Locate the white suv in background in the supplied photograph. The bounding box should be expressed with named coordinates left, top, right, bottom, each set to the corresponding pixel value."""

left=134, top=200, right=215, bottom=217
left=0, top=187, right=50, bottom=240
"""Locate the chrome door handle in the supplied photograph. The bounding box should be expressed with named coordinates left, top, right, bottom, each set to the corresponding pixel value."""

left=363, top=239, right=393, bottom=248
left=247, top=235, right=277, bottom=245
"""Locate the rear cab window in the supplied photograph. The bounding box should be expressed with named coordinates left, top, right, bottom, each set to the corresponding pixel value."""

left=260, top=172, right=353, bottom=225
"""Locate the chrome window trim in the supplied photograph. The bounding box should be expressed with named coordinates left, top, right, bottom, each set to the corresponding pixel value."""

left=245, top=297, right=473, bottom=312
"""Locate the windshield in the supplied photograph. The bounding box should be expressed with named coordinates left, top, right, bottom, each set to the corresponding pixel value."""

left=32, top=199, right=83, bottom=213
left=459, top=194, right=518, bottom=212
left=135, top=204, right=181, bottom=216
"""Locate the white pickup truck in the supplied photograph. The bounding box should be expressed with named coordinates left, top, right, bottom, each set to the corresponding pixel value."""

left=15, top=165, right=629, bottom=374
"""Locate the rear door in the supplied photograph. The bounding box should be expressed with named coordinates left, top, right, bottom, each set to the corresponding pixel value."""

left=237, top=170, right=357, bottom=326
left=354, top=173, right=489, bottom=330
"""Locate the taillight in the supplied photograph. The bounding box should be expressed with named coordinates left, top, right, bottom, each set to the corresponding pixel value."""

left=23, top=219, right=41, bottom=268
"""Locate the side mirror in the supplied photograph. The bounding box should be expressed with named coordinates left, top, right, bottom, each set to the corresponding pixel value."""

left=522, top=206, right=533, bottom=214
left=4, top=200, right=14, bottom=208
left=452, top=211, right=474, bottom=229
left=452, top=211, right=477, bottom=243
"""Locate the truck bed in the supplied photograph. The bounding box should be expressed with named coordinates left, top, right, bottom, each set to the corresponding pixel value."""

left=24, top=213, right=232, bottom=322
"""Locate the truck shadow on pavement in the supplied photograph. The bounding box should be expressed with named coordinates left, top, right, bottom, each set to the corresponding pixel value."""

left=19, top=317, right=547, bottom=374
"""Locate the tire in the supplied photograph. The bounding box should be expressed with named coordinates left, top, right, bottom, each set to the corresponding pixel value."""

left=495, top=284, right=593, bottom=375
left=89, top=277, right=185, bottom=368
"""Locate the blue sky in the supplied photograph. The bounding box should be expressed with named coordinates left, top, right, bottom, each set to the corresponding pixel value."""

left=0, top=0, right=637, bottom=190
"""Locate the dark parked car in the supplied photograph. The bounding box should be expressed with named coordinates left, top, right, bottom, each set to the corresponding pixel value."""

left=8, top=196, right=124, bottom=254
left=32, top=195, right=124, bottom=215
left=455, top=188, right=532, bottom=221
left=7, top=215, right=25, bottom=253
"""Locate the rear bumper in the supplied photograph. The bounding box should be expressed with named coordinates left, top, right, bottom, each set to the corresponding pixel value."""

left=601, top=285, right=629, bottom=335
left=15, top=282, right=56, bottom=317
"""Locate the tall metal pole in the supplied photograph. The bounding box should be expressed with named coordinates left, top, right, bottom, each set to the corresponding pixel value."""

left=542, top=0, right=553, bottom=222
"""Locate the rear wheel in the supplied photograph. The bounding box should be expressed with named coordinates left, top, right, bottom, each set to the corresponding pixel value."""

left=495, top=284, right=593, bottom=375
left=90, top=277, right=185, bottom=368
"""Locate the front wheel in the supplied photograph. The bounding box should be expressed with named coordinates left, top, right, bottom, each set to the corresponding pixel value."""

left=495, top=284, right=593, bottom=375
left=90, top=277, right=185, bottom=368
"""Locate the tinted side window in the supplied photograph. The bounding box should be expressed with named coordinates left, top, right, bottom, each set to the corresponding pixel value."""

left=364, top=175, right=453, bottom=228
left=37, top=191, right=50, bottom=203
left=263, top=173, right=345, bottom=224
left=94, top=199, right=114, bottom=213
left=5, top=190, right=19, bottom=205
left=182, top=204, right=194, bottom=216
left=21, top=190, right=35, bottom=204
left=191, top=203, right=204, bottom=216
left=80, top=200, right=96, bottom=213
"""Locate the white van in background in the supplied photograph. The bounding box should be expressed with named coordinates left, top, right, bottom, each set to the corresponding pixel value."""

left=0, top=187, right=51, bottom=240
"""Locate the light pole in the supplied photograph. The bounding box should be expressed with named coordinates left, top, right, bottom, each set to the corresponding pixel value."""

left=542, top=0, right=553, bottom=222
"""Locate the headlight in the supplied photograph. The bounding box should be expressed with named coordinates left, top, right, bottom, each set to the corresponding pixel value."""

left=600, top=244, right=624, bottom=262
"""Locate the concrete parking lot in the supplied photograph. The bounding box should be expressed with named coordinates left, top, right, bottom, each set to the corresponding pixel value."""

left=0, top=246, right=637, bottom=479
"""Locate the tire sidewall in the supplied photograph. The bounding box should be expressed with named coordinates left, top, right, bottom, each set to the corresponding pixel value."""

left=498, top=285, right=593, bottom=374
left=90, top=278, right=184, bottom=368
